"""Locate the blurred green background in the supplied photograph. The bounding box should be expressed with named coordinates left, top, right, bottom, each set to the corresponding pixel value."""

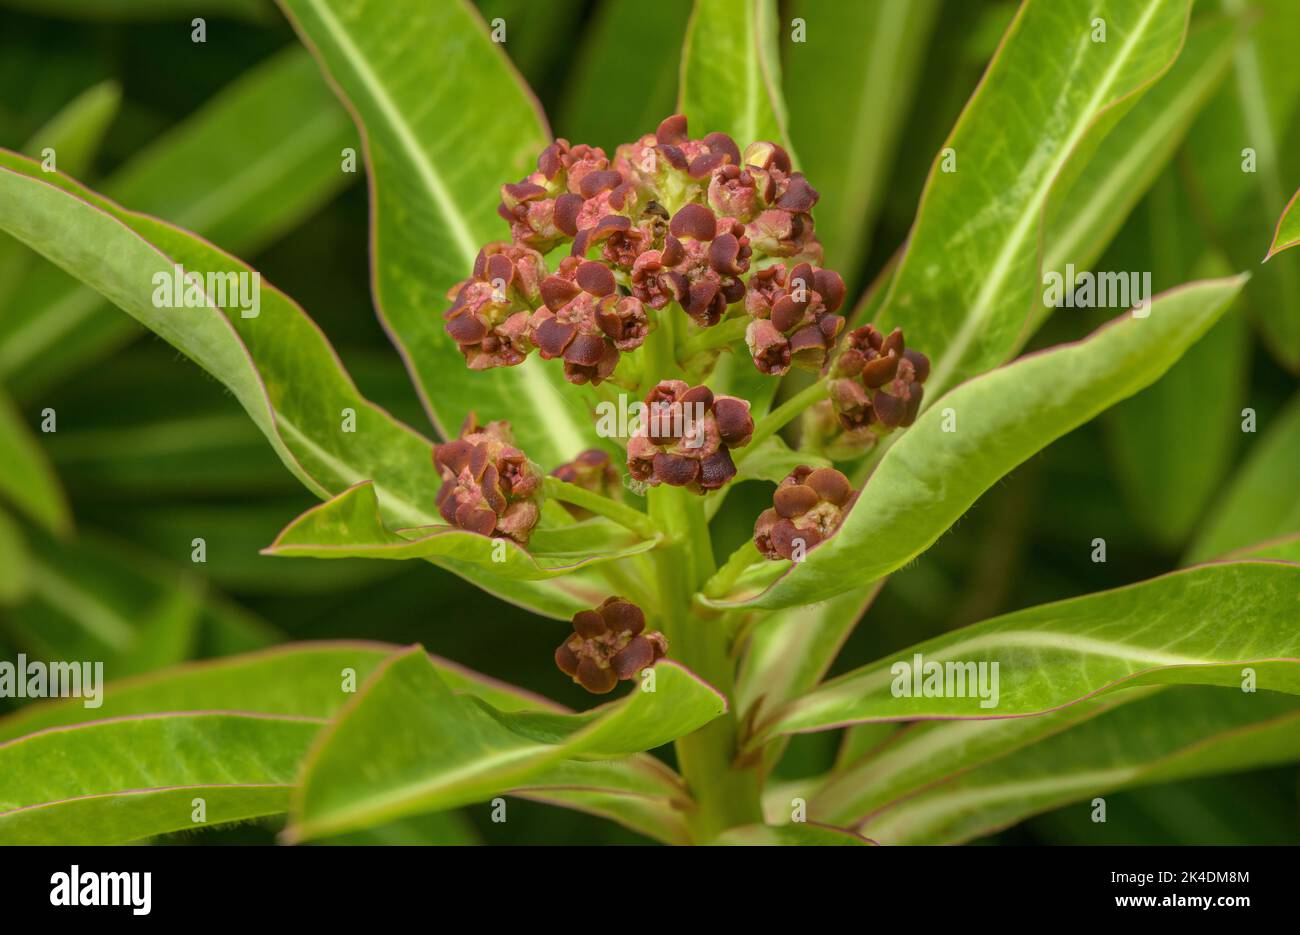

left=1, top=0, right=1297, bottom=844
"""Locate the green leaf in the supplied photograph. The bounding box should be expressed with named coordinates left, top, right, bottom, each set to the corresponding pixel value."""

left=0, top=712, right=317, bottom=844
left=713, top=822, right=874, bottom=845
left=731, top=434, right=829, bottom=485
left=555, top=0, right=692, bottom=152
left=705, top=276, right=1246, bottom=610
left=1102, top=212, right=1246, bottom=549
left=784, top=0, right=939, bottom=283
left=811, top=689, right=1156, bottom=826
left=1186, top=393, right=1300, bottom=562
left=1035, top=14, right=1239, bottom=335
left=0, top=386, right=69, bottom=534
left=263, top=481, right=659, bottom=580
left=288, top=647, right=725, bottom=840
left=758, top=561, right=1300, bottom=741
left=1265, top=188, right=1300, bottom=260
left=279, top=0, right=598, bottom=467
left=0, top=641, right=543, bottom=742
left=1226, top=532, right=1300, bottom=563
left=859, top=687, right=1300, bottom=844
left=0, top=152, right=595, bottom=619
left=679, top=0, right=791, bottom=157
left=0, top=48, right=356, bottom=397
left=876, top=0, right=1193, bottom=402
left=735, top=586, right=877, bottom=748
left=508, top=756, right=693, bottom=845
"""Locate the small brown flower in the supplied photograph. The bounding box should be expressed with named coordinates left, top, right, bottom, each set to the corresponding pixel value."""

left=626, top=380, right=753, bottom=494
left=434, top=414, right=541, bottom=543
left=554, top=597, right=668, bottom=694
left=744, top=262, right=846, bottom=375
left=529, top=257, right=649, bottom=385
left=550, top=449, right=623, bottom=520
left=499, top=140, right=636, bottom=251
left=444, top=243, right=545, bottom=369
left=828, top=324, right=930, bottom=436
left=753, top=465, right=856, bottom=561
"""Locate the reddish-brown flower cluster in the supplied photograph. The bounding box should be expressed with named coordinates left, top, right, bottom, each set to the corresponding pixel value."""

left=745, top=261, right=847, bottom=375
left=626, top=380, right=753, bottom=494
left=554, top=597, right=668, bottom=694
left=809, top=325, right=931, bottom=456
left=753, top=465, right=856, bottom=561
left=434, top=414, right=541, bottom=543
left=443, top=115, right=834, bottom=385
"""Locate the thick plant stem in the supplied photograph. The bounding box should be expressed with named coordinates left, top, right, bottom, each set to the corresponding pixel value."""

left=648, top=484, right=763, bottom=842
left=638, top=305, right=763, bottom=841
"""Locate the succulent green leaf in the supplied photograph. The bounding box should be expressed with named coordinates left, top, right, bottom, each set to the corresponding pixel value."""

left=263, top=481, right=659, bottom=580
left=758, top=562, right=1300, bottom=741
left=0, top=152, right=597, bottom=619
left=859, top=687, right=1300, bottom=844
left=1265, top=188, right=1300, bottom=261
left=876, top=0, right=1193, bottom=401
left=704, top=276, right=1246, bottom=610
left=810, top=689, right=1157, bottom=826
left=289, top=647, right=725, bottom=840
left=0, top=712, right=319, bottom=844
left=0, top=49, right=356, bottom=397
left=679, top=0, right=791, bottom=158
left=278, top=0, right=599, bottom=466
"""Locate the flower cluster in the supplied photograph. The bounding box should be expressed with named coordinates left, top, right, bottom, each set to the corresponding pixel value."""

left=806, top=325, right=931, bottom=457
left=443, top=114, right=832, bottom=386
left=554, top=597, right=668, bottom=694
left=753, top=465, right=856, bottom=561
left=434, top=414, right=542, bottom=543
left=436, top=116, right=935, bottom=693
left=626, top=380, right=753, bottom=494
left=745, top=261, right=846, bottom=375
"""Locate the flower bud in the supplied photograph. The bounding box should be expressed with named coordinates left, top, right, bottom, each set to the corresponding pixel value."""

left=554, top=596, right=668, bottom=694
left=743, top=262, right=846, bottom=374
left=434, top=414, right=542, bottom=543
left=753, top=465, right=856, bottom=561
left=444, top=243, right=546, bottom=370
left=626, top=380, right=753, bottom=494
left=528, top=257, right=649, bottom=385
left=826, top=325, right=930, bottom=438
left=550, top=449, right=623, bottom=520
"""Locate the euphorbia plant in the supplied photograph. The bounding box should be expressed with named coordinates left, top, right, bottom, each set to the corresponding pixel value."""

left=1, top=0, right=1299, bottom=846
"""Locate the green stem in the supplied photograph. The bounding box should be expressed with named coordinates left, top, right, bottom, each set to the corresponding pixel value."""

left=647, top=484, right=761, bottom=841
left=699, top=539, right=764, bottom=601
left=737, top=379, right=828, bottom=463
left=634, top=310, right=762, bottom=841
left=542, top=477, right=661, bottom=541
